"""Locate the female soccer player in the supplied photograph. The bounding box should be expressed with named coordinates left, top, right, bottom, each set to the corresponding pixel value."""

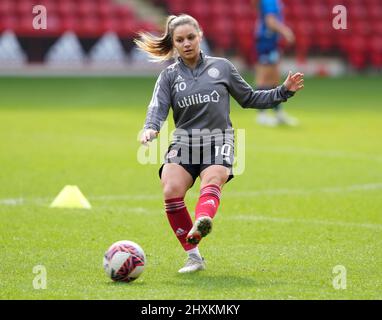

left=135, top=14, right=304, bottom=273
left=253, top=0, right=298, bottom=126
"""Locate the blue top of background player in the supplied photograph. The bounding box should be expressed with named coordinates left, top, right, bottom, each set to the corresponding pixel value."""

left=256, top=0, right=284, bottom=51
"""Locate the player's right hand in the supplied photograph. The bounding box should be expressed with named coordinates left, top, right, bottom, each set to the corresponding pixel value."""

left=283, top=71, right=304, bottom=92
left=140, top=129, right=158, bottom=146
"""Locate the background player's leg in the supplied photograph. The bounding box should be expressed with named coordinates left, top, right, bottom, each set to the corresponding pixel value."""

left=255, top=63, right=279, bottom=126
left=271, top=63, right=299, bottom=126
left=256, top=63, right=299, bottom=126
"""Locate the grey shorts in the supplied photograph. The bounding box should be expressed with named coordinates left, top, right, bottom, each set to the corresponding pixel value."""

left=159, top=141, right=234, bottom=184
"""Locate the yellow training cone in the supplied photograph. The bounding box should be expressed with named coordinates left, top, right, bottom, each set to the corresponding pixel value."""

left=50, top=185, right=92, bottom=209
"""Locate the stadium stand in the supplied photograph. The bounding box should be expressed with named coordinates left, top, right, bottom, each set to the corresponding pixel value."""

left=151, top=0, right=382, bottom=69
left=0, top=0, right=158, bottom=62
left=0, top=0, right=158, bottom=38
left=0, top=0, right=381, bottom=69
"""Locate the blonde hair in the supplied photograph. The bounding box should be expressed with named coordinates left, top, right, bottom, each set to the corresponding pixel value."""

left=134, top=14, right=202, bottom=62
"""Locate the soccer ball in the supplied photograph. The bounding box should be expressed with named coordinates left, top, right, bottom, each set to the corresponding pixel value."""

left=103, top=240, right=146, bottom=282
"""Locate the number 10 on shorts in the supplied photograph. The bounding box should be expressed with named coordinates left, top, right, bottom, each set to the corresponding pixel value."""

left=215, top=144, right=231, bottom=157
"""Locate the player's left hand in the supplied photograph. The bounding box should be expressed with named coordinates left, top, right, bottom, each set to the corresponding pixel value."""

left=283, top=71, right=304, bottom=92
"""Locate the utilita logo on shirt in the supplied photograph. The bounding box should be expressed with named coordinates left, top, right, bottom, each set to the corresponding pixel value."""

left=177, top=91, right=220, bottom=109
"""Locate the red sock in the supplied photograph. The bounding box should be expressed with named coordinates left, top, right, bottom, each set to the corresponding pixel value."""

left=165, top=198, right=197, bottom=251
left=195, top=184, right=221, bottom=220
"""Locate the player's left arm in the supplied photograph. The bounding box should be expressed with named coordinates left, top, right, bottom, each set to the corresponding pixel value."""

left=226, top=60, right=304, bottom=109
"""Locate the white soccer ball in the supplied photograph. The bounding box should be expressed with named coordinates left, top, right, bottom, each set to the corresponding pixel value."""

left=103, top=240, right=146, bottom=282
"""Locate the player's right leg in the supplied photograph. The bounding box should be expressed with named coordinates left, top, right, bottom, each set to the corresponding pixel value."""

left=160, top=163, right=205, bottom=273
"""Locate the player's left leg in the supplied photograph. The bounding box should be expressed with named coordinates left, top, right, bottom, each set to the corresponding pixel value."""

left=186, top=165, right=230, bottom=245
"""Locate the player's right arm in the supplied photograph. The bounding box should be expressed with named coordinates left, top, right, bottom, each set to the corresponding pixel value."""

left=141, top=70, right=171, bottom=145
left=225, top=60, right=303, bottom=109
left=260, top=0, right=295, bottom=45
left=265, top=14, right=295, bottom=44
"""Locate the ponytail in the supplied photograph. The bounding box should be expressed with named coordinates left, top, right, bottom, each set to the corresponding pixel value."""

left=134, top=15, right=201, bottom=62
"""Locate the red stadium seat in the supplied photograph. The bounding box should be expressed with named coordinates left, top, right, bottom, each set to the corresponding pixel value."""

left=348, top=3, right=369, bottom=21
left=209, top=18, right=234, bottom=50
left=77, top=16, right=102, bottom=37
left=314, top=18, right=333, bottom=37
left=351, top=20, right=371, bottom=37
left=17, top=15, right=34, bottom=36
left=209, top=1, right=230, bottom=18
left=167, top=1, right=186, bottom=14
left=61, top=15, right=79, bottom=33
left=98, top=3, right=113, bottom=19
left=46, top=14, right=63, bottom=37
left=56, top=1, right=76, bottom=17
left=0, top=0, right=14, bottom=17
left=188, top=1, right=210, bottom=21
left=370, top=20, right=382, bottom=36
left=234, top=19, right=255, bottom=38
left=237, top=34, right=255, bottom=63
left=347, top=36, right=368, bottom=69
left=288, top=5, right=309, bottom=20
left=366, top=2, right=382, bottom=19
left=15, top=0, right=33, bottom=17
left=309, top=3, right=330, bottom=20
left=295, top=36, right=311, bottom=63
left=113, top=5, right=135, bottom=21
left=0, top=16, right=18, bottom=32
left=116, top=18, right=144, bottom=38
left=139, top=20, right=160, bottom=33
left=293, top=20, right=315, bottom=39
left=77, top=0, right=98, bottom=18
left=231, top=2, right=247, bottom=17
left=369, top=36, right=382, bottom=68
left=101, top=16, right=119, bottom=34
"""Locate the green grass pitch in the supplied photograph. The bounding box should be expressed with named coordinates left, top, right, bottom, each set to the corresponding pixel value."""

left=0, top=75, right=381, bottom=299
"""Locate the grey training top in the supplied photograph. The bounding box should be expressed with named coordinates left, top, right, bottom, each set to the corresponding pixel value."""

left=144, top=52, right=294, bottom=145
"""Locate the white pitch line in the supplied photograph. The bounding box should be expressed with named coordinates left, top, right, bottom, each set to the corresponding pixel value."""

left=0, top=198, right=24, bottom=206
left=89, top=194, right=161, bottom=201
left=253, top=146, right=382, bottom=163
left=229, top=214, right=382, bottom=231
left=0, top=198, right=380, bottom=231
left=85, top=182, right=382, bottom=200
left=224, top=182, right=382, bottom=197
left=1, top=182, right=382, bottom=206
